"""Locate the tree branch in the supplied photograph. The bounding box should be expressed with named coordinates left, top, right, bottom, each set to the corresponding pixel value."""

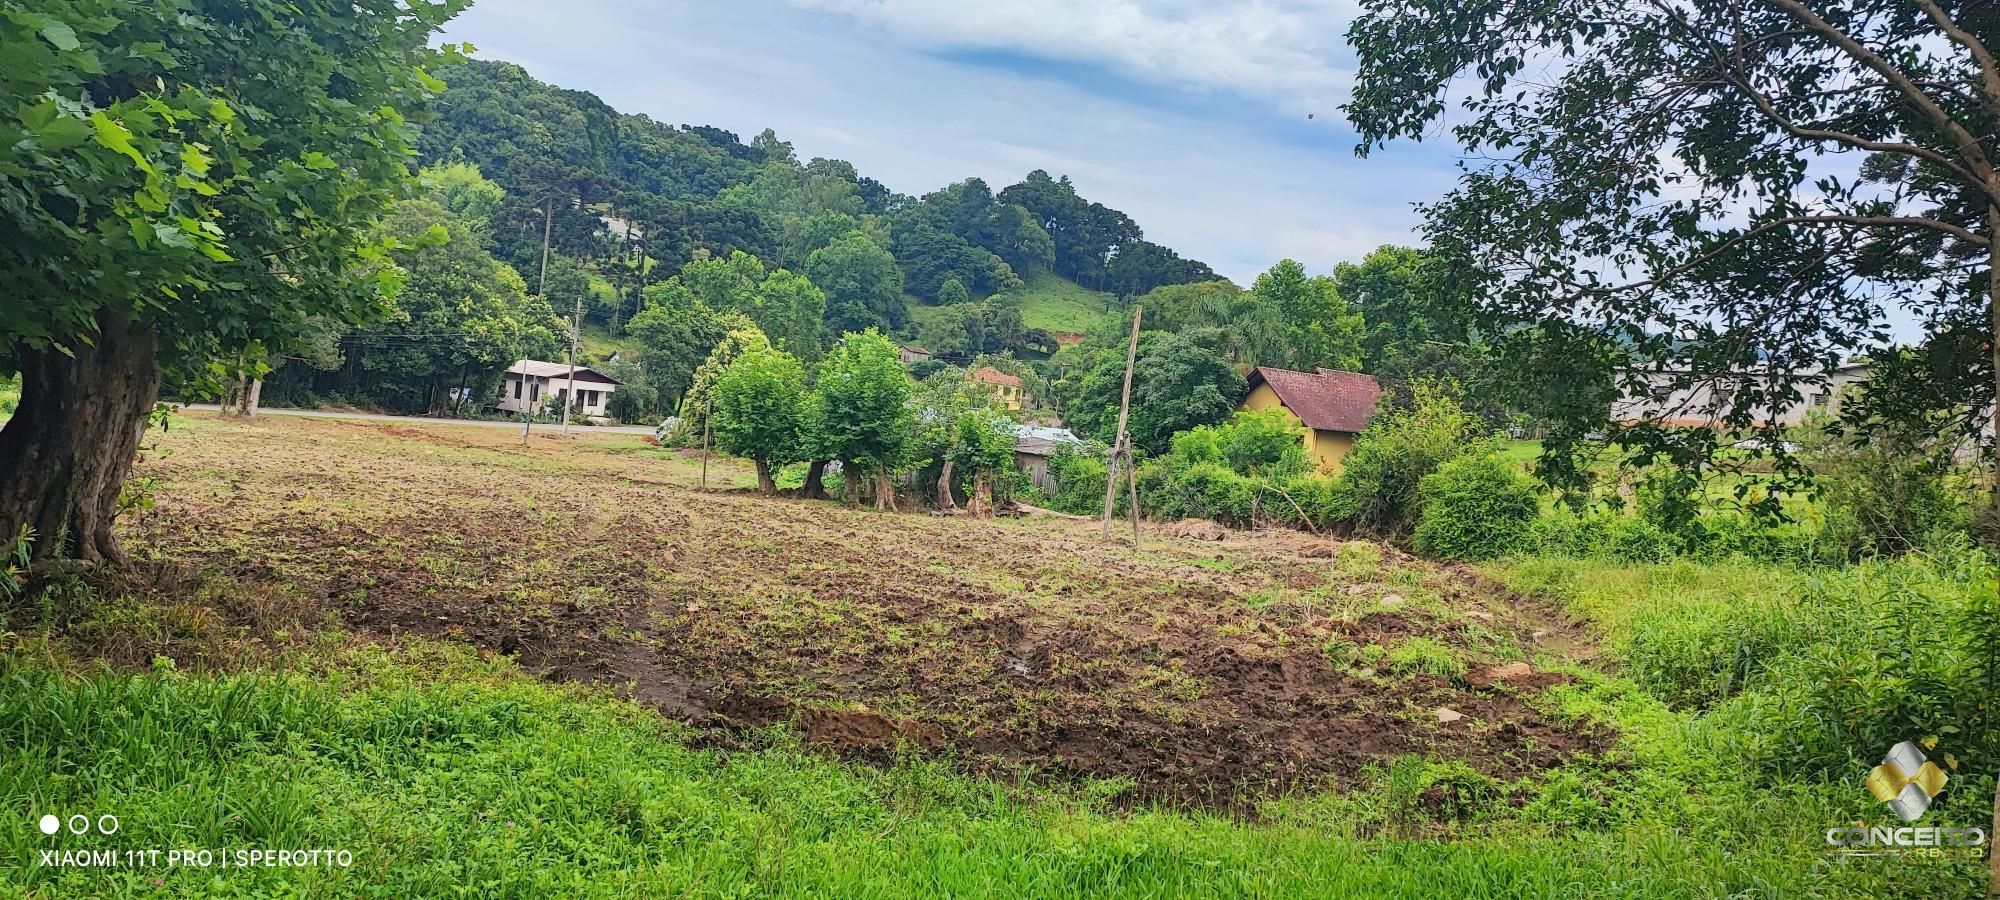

left=1591, top=212, right=1986, bottom=297
left=1765, top=0, right=1998, bottom=188
left=1718, top=69, right=1983, bottom=185
left=1909, top=0, right=2000, bottom=110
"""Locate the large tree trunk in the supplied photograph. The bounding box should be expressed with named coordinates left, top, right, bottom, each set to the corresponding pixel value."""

left=0, top=310, right=160, bottom=565
left=971, top=471, right=993, bottom=518
left=874, top=472, right=895, bottom=511
left=802, top=459, right=828, bottom=499
left=754, top=459, right=776, bottom=495
left=236, top=378, right=262, bottom=417
left=936, top=459, right=957, bottom=511
left=843, top=463, right=860, bottom=506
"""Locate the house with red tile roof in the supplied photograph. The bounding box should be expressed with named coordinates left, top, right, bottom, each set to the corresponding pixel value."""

left=969, top=366, right=1024, bottom=410
left=1240, top=366, right=1382, bottom=474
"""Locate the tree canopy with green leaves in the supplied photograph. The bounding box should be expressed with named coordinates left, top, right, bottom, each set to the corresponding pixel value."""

left=1331, top=245, right=1469, bottom=370
left=673, top=322, right=769, bottom=443
left=347, top=169, right=564, bottom=414
left=712, top=346, right=809, bottom=494
left=0, top=0, right=466, bottom=563
left=806, top=231, right=907, bottom=335
left=1347, top=0, right=2000, bottom=499
left=1251, top=259, right=1365, bottom=373
left=813, top=330, right=913, bottom=499
left=1058, top=330, right=1245, bottom=454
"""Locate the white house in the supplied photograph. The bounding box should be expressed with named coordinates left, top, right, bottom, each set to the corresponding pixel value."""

left=498, top=359, right=620, bottom=417
left=1610, top=361, right=1870, bottom=429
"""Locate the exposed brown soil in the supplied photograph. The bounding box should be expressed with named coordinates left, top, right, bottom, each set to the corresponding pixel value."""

left=120, top=413, right=1612, bottom=806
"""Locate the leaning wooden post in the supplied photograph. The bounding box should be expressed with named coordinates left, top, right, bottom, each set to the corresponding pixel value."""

left=1102, top=305, right=1143, bottom=541
left=700, top=397, right=712, bottom=490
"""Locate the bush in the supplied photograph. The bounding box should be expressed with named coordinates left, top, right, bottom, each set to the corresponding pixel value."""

left=1604, top=517, right=1677, bottom=563
left=1526, top=508, right=1613, bottom=557
left=1801, top=423, right=1976, bottom=559
left=1140, top=461, right=1257, bottom=525
left=1166, top=409, right=1310, bottom=479
left=1266, top=475, right=1353, bottom=532
left=1412, top=455, right=1542, bottom=561
left=1338, top=382, right=1490, bottom=535
left=1042, top=445, right=1108, bottom=514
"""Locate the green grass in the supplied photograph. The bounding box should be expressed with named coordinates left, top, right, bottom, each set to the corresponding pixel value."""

left=1492, top=549, right=1995, bottom=884
left=1013, top=273, right=1116, bottom=335
left=578, top=324, right=638, bottom=367
left=3, top=631, right=1958, bottom=898
left=0, top=374, right=17, bottom=421
left=1496, top=439, right=1543, bottom=469
left=904, top=274, right=1114, bottom=351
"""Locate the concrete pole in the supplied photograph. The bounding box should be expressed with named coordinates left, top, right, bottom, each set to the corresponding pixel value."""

left=560, top=292, right=581, bottom=434
left=526, top=200, right=553, bottom=440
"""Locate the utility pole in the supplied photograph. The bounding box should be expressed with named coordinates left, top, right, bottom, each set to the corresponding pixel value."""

left=1102, top=305, right=1142, bottom=551
left=700, top=397, right=713, bottom=490
left=525, top=199, right=554, bottom=441
left=560, top=292, right=581, bottom=434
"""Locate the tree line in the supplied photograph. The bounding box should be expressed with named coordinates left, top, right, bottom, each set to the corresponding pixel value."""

left=414, top=59, right=1220, bottom=341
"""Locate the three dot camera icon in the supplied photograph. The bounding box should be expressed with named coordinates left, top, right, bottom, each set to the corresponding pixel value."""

left=1865, top=740, right=1948, bottom=822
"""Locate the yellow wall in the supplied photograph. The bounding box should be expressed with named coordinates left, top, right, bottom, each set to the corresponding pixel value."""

left=1242, top=383, right=1286, bottom=415
left=1309, top=429, right=1355, bottom=475
left=1238, top=384, right=1357, bottom=475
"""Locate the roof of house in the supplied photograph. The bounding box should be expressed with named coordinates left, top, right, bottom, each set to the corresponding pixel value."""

left=970, top=366, right=1021, bottom=387
left=1012, top=424, right=1083, bottom=457
left=509, top=359, right=621, bottom=385
left=1245, top=366, right=1380, bottom=433
left=901, top=344, right=932, bottom=355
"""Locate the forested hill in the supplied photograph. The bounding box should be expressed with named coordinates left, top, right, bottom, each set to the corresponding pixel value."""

left=415, top=59, right=1217, bottom=328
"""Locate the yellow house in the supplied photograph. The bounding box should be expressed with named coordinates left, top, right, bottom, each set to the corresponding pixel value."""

left=1240, top=366, right=1382, bottom=474
left=970, top=366, right=1024, bottom=411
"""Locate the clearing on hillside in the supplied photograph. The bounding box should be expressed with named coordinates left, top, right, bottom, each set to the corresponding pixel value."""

left=125, top=412, right=1608, bottom=806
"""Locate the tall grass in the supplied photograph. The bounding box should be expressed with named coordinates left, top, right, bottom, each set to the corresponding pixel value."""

left=1, top=638, right=1963, bottom=897
left=1500, top=547, right=1998, bottom=832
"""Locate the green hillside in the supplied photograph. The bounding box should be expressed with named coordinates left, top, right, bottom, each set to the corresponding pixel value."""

left=1014, top=273, right=1118, bottom=334
left=907, top=273, right=1117, bottom=348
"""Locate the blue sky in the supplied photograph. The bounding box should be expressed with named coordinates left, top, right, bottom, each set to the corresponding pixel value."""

left=436, top=0, right=1467, bottom=286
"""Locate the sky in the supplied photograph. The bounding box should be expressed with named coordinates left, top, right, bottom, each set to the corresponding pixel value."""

left=435, top=0, right=1468, bottom=286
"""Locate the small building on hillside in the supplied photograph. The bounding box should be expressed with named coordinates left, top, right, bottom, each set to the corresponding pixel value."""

left=900, top=344, right=934, bottom=366
left=1012, top=424, right=1084, bottom=494
left=970, top=366, right=1024, bottom=410
left=1240, top=366, right=1382, bottom=474
left=498, top=359, right=621, bottom=417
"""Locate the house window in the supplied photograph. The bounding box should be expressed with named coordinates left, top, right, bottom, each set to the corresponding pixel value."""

left=513, top=378, right=522, bottom=400
left=530, top=383, right=539, bottom=403
left=1811, top=392, right=1831, bottom=407
left=585, top=390, right=599, bottom=407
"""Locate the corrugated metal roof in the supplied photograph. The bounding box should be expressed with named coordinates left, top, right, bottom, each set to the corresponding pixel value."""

left=1011, top=424, right=1083, bottom=457
left=1246, top=366, right=1380, bottom=433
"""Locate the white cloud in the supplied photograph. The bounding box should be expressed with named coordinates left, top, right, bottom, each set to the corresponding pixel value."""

left=785, top=0, right=1360, bottom=112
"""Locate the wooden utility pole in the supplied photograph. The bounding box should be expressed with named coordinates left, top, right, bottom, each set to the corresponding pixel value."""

left=1102, top=305, right=1143, bottom=550
left=525, top=200, right=554, bottom=441
left=700, top=397, right=713, bottom=490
